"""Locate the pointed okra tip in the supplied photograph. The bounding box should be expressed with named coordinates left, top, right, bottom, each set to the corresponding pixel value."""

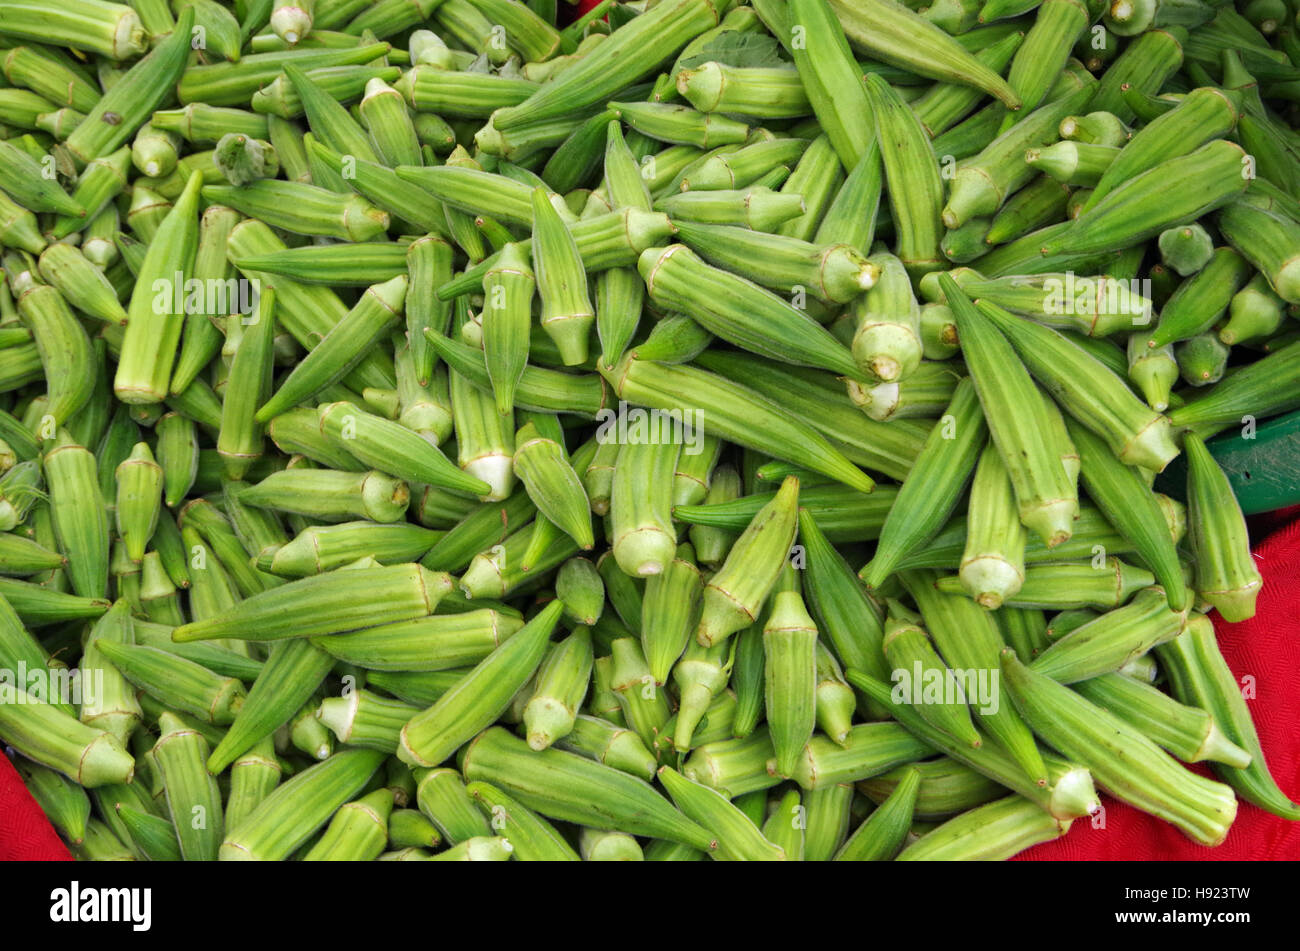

left=997, top=646, right=1025, bottom=679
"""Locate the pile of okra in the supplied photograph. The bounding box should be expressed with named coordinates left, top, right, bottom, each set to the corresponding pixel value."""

left=0, top=0, right=1299, bottom=862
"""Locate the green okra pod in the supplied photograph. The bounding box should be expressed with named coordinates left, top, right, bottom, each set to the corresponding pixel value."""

left=206, top=637, right=336, bottom=773
left=861, top=378, right=986, bottom=588
left=1029, top=587, right=1188, bottom=683
left=319, top=400, right=491, bottom=498
left=688, top=463, right=742, bottom=567
left=849, top=253, right=922, bottom=384
left=848, top=669, right=1099, bottom=820
left=35, top=244, right=127, bottom=327
left=941, top=83, right=1095, bottom=228
left=1040, top=139, right=1250, bottom=260
left=17, top=286, right=95, bottom=428
left=44, top=430, right=110, bottom=600
left=116, top=803, right=182, bottom=860
left=670, top=220, right=879, bottom=306
left=1157, top=615, right=1300, bottom=820
left=760, top=788, right=805, bottom=861
left=464, top=781, right=580, bottom=861
left=680, top=727, right=781, bottom=798
left=239, top=468, right=409, bottom=524
left=64, top=7, right=194, bottom=163
left=264, top=521, right=441, bottom=577
left=957, top=442, right=1027, bottom=609
left=937, top=556, right=1154, bottom=610
left=582, top=826, right=642, bottom=862
left=784, top=722, right=934, bottom=793
left=1066, top=415, right=1188, bottom=610
left=799, top=508, right=890, bottom=718
left=608, top=436, right=679, bottom=579
left=555, top=557, right=604, bottom=628
left=801, top=782, right=855, bottom=861
left=610, top=634, right=672, bottom=752
left=864, top=72, right=946, bottom=276
left=461, top=725, right=716, bottom=851
left=677, top=61, right=811, bottom=120
left=764, top=575, right=820, bottom=778
left=0, top=142, right=83, bottom=218
left=153, top=711, right=224, bottom=861
left=897, top=793, right=1074, bottom=860
left=670, top=637, right=730, bottom=753
left=522, top=625, right=593, bottom=751
left=512, top=418, right=593, bottom=552
left=1158, top=223, right=1215, bottom=277
left=173, top=563, right=452, bottom=643
left=314, top=688, right=418, bottom=753
left=974, top=299, right=1179, bottom=472
left=641, top=542, right=702, bottom=685
left=203, top=180, right=389, bottom=242
left=784, top=0, right=874, bottom=169
left=139, top=551, right=185, bottom=625
left=77, top=599, right=141, bottom=747
left=397, top=600, right=563, bottom=767
left=1147, top=247, right=1253, bottom=350
left=386, top=808, right=441, bottom=850
left=479, top=242, right=535, bottom=417
left=1167, top=339, right=1300, bottom=433
left=611, top=101, right=749, bottom=152
left=883, top=606, right=983, bottom=749
left=256, top=279, right=406, bottom=424
left=835, top=765, right=920, bottom=860
left=859, top=754, right=1005, bottom=819
left=225, top=738, right=283, bottom=829
left=221, top=747, right=386, bottom=860
left=303, top=787, right=394, bottom=862
left=697, top=475, right=800, bottom=648
left=155, top=413, right=199, bottom=510
left=230, top=243, right=406, bottom=288
left=1183, top=432, right=1263, bottom=622
left=1073, top=672, right=1250, bottom=768
left=13, top=759, right=91, bottom=845
left=0, top=679, right=135, bottom=787
left=490, top=0, right=721, bottom=131
left=555, top=714, right=657, bottom=781
left=1220, top=274, right=1287, bottom=346
left=113, top=171, right=203, bottom=404
left=659, top=765, right=785, bottom=861
left=1001, top=648, right=1236, bottom=845
left=1217, top=197, right=1300, bottom=305
left=214, top=287, right=275, bottom=481
left=640, top=244, right=864, bottom=378
left=311, top=608, right=521, bottom=671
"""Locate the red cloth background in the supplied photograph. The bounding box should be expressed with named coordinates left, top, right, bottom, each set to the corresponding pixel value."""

left=0, top=755, right=72, bottom=860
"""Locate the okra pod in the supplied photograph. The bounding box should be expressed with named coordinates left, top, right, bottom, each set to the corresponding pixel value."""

left=460, top=725, right=715, bottom=851
left=1183, top=432, right=1263, bottom=622
left=861, top=378, right=986, bottom=587
left=397, top=599, right=562, bottom=767
left=221, top=748, right=386, bottom=860
left=1000, top=648, right=1236, bottom=845
left=173, top=563, right=452, bottom=643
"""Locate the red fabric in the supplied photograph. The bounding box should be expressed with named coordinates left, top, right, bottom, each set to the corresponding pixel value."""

left=1017, top=513, right=1300, bottom=860
left=0, top=752, right=72, bottom=861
